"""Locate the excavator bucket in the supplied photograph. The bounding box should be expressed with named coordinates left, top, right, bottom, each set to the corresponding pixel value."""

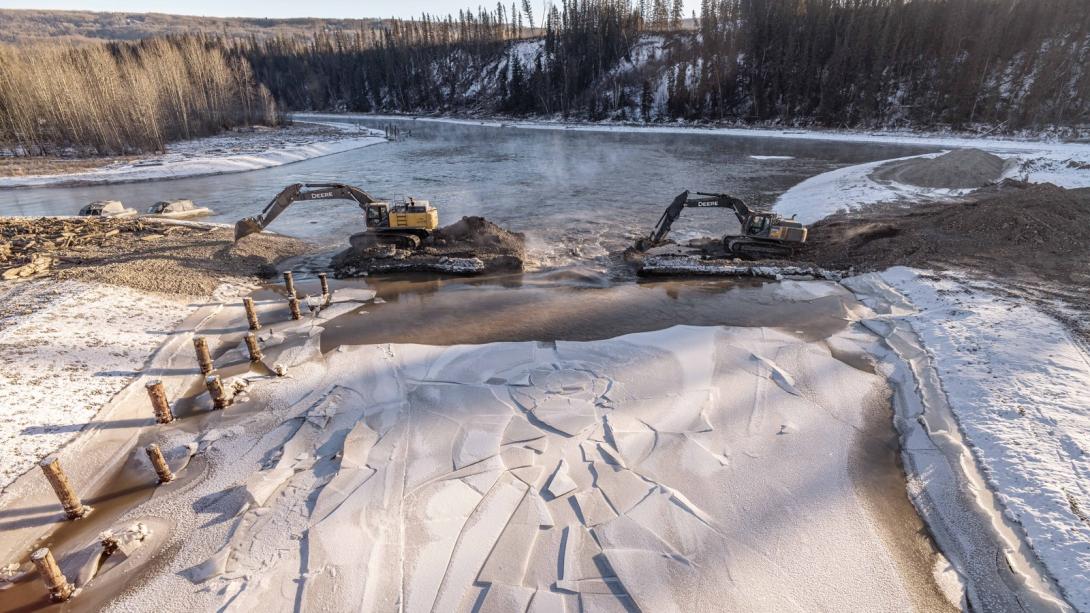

left=234, top=217, right=263, bottom=241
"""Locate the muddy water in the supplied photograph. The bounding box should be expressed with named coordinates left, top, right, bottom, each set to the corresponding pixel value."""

left=317, top=273, right=855, bottom=349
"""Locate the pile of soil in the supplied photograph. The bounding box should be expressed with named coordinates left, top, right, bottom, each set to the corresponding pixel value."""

left=801, top=182, right=1090, bottom=284
left=0, top=217, right=310, bottom=295
left=332, top=216, right=526, bottom=276
left=871, top=149, right=1007, bottom=189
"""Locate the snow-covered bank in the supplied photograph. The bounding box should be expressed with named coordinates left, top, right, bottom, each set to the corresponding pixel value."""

left=846, top=268, right=1090, bottom=611
left=775, top=149, right=1090, bottom=224
left=296, top=111, right=1090, bottom=153
left=0, top=122, right=384, bottom=188
left=0, top=280, right=192, bottom=490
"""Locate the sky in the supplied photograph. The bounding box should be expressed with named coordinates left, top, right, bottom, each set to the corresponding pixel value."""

left=0, top=1, right=688, bottom=20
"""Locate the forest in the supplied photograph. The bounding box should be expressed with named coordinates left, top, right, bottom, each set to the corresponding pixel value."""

left=238, top=0, right=1090, bottom=132
left=1, top=0, right=1088, bottom=156
left=0, top=35, right=278, bottom=155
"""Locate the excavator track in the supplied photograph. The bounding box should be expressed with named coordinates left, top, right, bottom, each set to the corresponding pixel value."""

left=350, top=231, right=422, bottom=251
left=726, top=237, right=794, bottom=260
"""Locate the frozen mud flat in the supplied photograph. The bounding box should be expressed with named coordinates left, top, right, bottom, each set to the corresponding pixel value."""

left=98, top=313, right=957, bottom=611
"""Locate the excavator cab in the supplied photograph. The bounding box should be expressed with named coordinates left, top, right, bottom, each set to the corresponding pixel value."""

left=746, top=215, right=773, bottom=236
left=365, top=203, right=389, bottom=228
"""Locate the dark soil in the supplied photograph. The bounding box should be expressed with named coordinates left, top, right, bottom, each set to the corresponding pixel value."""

left=332, top=216, right=526, bottom=276
left=800, top=181, right=1090, bottom=285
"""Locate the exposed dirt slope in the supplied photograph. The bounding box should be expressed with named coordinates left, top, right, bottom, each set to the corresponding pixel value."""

left=801, top=182, right=1090, bottom=284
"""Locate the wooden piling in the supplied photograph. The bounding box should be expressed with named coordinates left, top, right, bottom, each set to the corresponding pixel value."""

left=30, top=547, right=73, bottom=602
left=318, top=273, right=330, bottom=304
left=283, top=270, right=296, bottom=298
left=145, top=380, right=174, bottom=424
left=145, top=444, right=174, bottom=483
left=39, top=456, right=86, bottom=520
left=244, top=332, right=263, bottom=363
left=242, top=297, right=261, bottom=331
left=192, top=336, right=214, bottom=375
left=205, top=374, right=229, bottom=410
left=288, top=296, right=302, bottom=320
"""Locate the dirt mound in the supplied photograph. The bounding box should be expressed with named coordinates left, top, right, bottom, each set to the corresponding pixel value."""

left=432, top=216, right=526, bottom=258
left=0, top=217, right=310, bottom=295
left=333, top=216, right=526, bottom=277
left=871, top=148, right=1007, bottom=189
left=801, top=182, right=1090, bottom=283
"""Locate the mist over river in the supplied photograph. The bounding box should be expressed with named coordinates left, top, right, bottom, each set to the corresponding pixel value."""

left=0, top=117, right=938, bottom=271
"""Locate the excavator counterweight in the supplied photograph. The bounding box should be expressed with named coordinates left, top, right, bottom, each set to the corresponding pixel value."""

left=636, top=190, right=807, bottom=259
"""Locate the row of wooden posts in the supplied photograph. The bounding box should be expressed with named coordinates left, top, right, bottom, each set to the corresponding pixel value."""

left=28, top=270, right=329, bottom=602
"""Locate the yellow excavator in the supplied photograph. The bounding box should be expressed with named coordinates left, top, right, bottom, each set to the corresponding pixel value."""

left=636, top=190, right=808, bottom=259
left=234, top=183, right=439, bottom=249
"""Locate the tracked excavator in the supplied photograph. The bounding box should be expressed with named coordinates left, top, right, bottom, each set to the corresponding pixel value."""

left=234, top=183, right=439, bottom=249
left=636, top=191, right=808, bottom=259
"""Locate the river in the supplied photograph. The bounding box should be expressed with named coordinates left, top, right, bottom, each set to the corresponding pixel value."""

left=0, top=117, right=937, bottom=272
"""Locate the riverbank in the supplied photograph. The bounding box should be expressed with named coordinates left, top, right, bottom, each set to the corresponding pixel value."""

left=0, top=219, right=309, bottom=493
left=0, top=122, right=384, bottom=188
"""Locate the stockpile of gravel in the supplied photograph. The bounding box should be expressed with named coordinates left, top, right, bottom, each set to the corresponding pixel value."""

left=871, top=148, right=1008, bottom=189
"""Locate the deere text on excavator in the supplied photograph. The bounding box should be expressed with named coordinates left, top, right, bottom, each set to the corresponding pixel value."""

left=234, top=183, right=439, bottom=249
left=636, top=190, right=808, bottom=259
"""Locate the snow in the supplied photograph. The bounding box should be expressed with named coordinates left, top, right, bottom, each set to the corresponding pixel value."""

left=775, top=147, right=1090, bottom=223
left=0, top=122, right=384, bottom=188
left=93, top=316, right=947, bottom=612
left=640, top=255, right=842, bottom=280
left=297, top=111, right=1090, bottom=153
left=0, top=280, right=192, bottom=490
left=846, top=268, right=1090, bottom=611
left=774, top=152, right=973, bottom=223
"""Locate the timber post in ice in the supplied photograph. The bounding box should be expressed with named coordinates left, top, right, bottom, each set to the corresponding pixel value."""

left=242, top=297, right=261, bottom=331
left=192, top=336, right=214, bottom=375
left=283, top=270, right=297, bottom=298
left=205, top=374, right=229, bottom=410
left=145, top=444, right=175, bottom=483
left=30, top=547, right=74, bottom=602
left=39, top=455, right=86, bottom=519
left=288, top=296, right=302, bottom=320
left=244, top=332, right=263, bottom=362
left=318, top=272, right=330, bottom=304
left=145, top=380, right=174, bottom=424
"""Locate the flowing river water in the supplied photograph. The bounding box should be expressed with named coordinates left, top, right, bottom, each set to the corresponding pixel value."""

left=2, top=117, right=938, bottom=273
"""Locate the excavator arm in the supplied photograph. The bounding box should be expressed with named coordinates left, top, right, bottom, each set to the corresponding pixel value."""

left=234, top=183, right=382, bottom=240
left=640, top=191, right=751, bottom=248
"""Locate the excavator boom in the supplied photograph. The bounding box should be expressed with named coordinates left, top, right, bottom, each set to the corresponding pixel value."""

left=643, top=190, right=751, bottom=246
left=234, top=183, right=381, bottom=240
left=637, top=190, right=807, bottom=259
